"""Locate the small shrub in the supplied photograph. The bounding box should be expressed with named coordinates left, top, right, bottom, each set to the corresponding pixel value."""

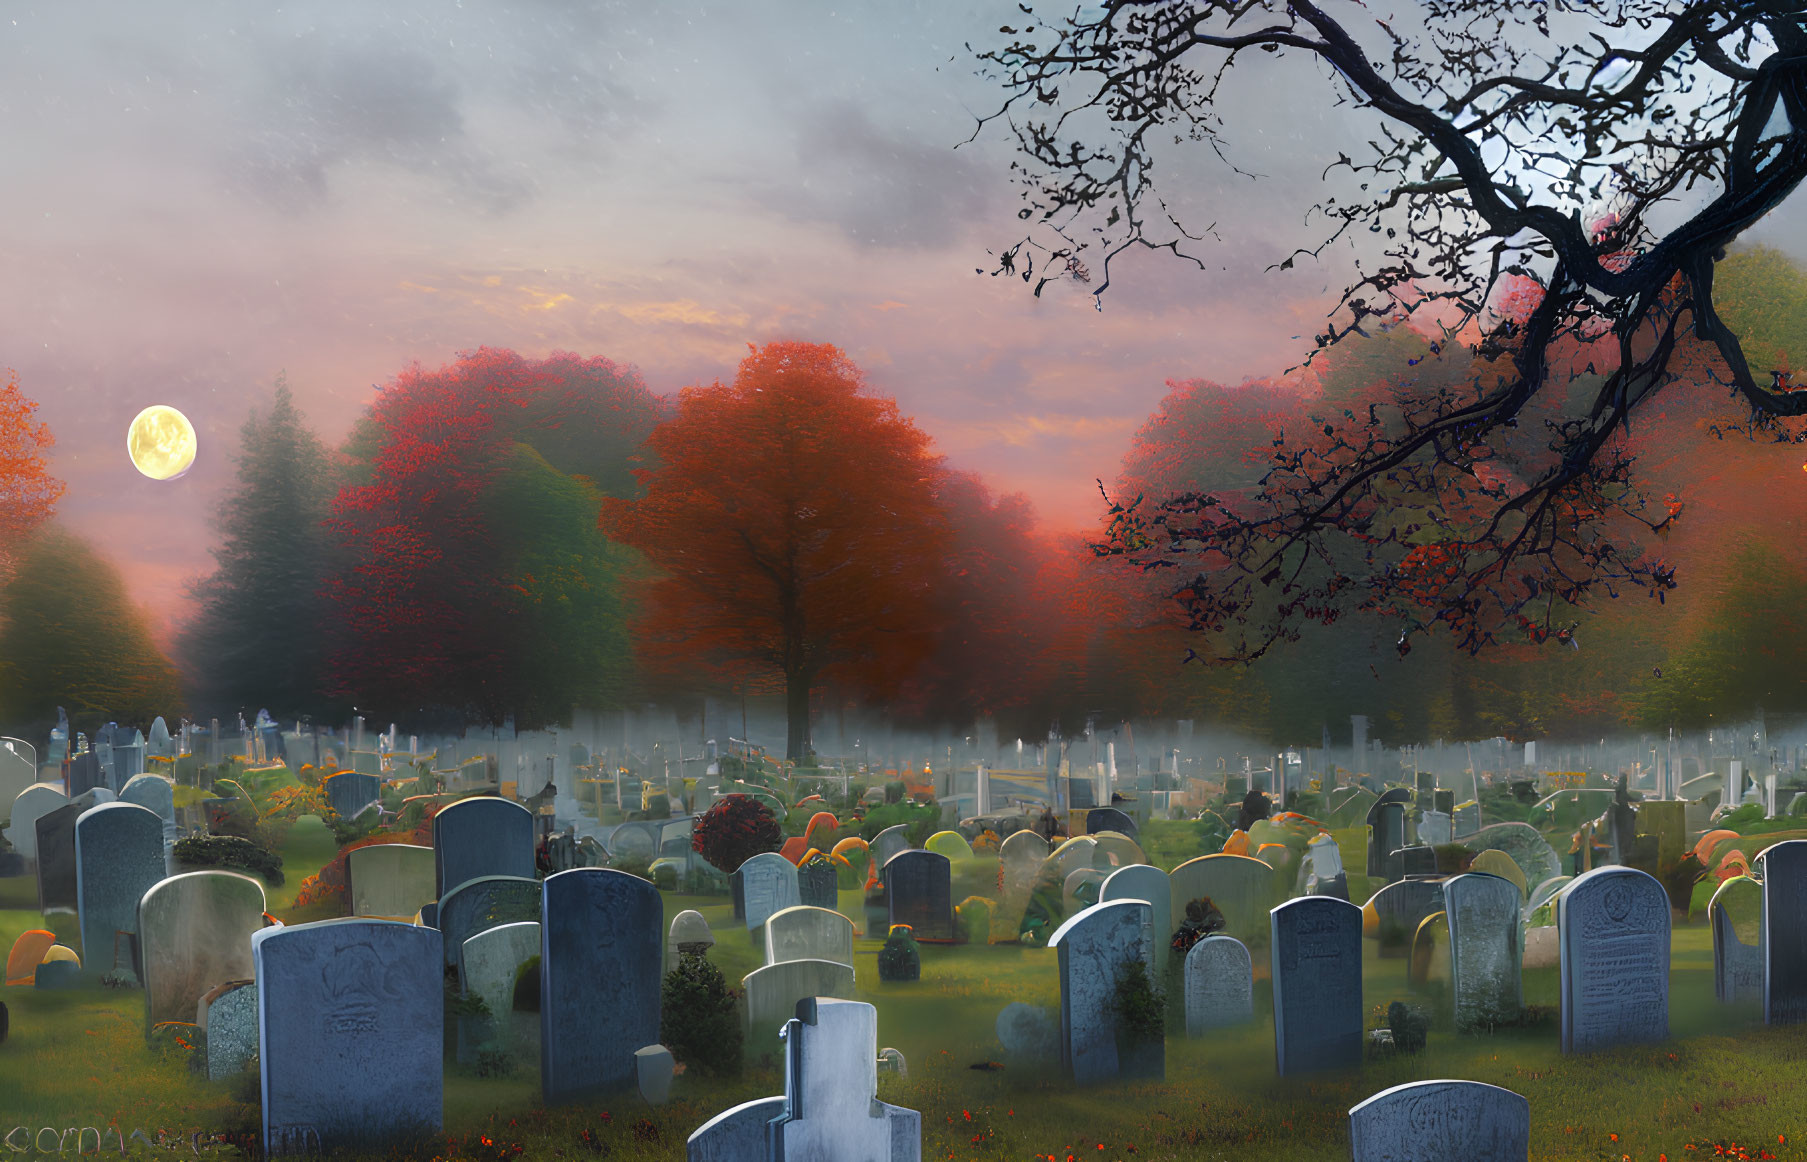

left=1388, top=1001, right=1429, bottom=1053
left=1169, top=896, right=1226, bottom=957
left=878, top=927, right=921, bottom=982
left=172, top=835, right=285, bottom=885
left=692, top=794, right=783, bottom=874
left=660, top=952, right=743, bottom=1077
left=1111, top=958, right=1165, bottom=1049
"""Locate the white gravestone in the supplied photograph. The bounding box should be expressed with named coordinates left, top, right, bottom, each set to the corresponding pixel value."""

left=1184, top=934, right=1253, bottom=1035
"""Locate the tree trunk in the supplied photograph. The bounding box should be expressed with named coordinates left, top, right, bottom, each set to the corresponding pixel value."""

left=785, top=670, right=812, bottom=761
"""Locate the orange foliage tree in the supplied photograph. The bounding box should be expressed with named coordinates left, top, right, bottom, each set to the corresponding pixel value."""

left=602, top=342, right=949, bottom=759
left=0, top=369, right=64, bottom=573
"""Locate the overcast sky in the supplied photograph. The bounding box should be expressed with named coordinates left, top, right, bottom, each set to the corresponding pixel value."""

left=4, top=1, right=1804, bottom=641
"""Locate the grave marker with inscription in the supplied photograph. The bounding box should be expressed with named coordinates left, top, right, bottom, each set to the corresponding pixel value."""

left=1557, top=866, right=1669, bottom=1053
left=1348, top=1079, right=1530, bottom=1162
left=1270, top=896, right=1362, bottom=1075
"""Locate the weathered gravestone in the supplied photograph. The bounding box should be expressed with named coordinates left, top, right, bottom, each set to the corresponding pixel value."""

left=885, top=850, right=955, bottom=942
left=740, top=852, right=803, bottom=932
left=34, top=789, right=111, bottom=912
left=200, top=980, right=258, bottom=1082
left=764, top=905, right=855, bottom=968
left=1418, top=810, right=1453, bottom=847
left=8, top=782, right=67, bottom=863
left=1184, top=934, right=1253, bottom=1035
left=540, top=868, right=662, bottom=1104
left=1084, top=807, right=1137, bottom=840
left=1169, top=854, right=1276, bottom=949
left=324, top=772, right=383, bottom=821
left=1761, top=839, right=1807, bottom=1024
left=870, top=824, right=912, bottom=870
left=138, top=870, right=266, bottom=1034
left=1101, top=864, right=1172, bottom=978
left=1062, top=868, right=1104, bottom=915
left=741, top=958, right=857, bottom=1045
left=253, top=918, right=441, bottom=1155
left=1710, top=875, right=1763, bottom=1005
left=119, top=773, right=175, bottom=828
left=1467, top=823, right=1562, bottom=895
left=999, top=830, right=1050, bottom=896
left=1048, top=898, right=1159, bottom=1084
left=797, top=855, right=839, bottom=910
left=1557, top=865, right=1669, bottom=1053
left=1365, top=877, right=1446, bottom=958
left=432, top=796, right=535, bottom=899
left=1444, top=873, right=1522, bottom=1030
left=686, top=998, right=921, bottom=1162
left=461, top=921, right=540, bottom=1058
left=1270, top=895, right=1363, bottom=1076
left=1348, top=1079, right=1530, bottom=1162
left=66, top=750, right=105, bottom=797
left=1366, top=791, right=1410, bottom=879
left=0, top=746, right=36, bottom=819
left=348, top=843, right=437, bottom=919
left=76, top=801, right=167, bottom=980
left=438, top=875, right=541, bottom=970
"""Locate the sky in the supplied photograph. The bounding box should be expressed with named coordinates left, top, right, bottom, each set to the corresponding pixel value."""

left=3, top=1, right=1805, bottom=642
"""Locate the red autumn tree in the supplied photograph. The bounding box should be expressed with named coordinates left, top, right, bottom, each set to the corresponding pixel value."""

left=602, top=341, right=950, bottom=759
left=0, top=369, right=64, bottom=575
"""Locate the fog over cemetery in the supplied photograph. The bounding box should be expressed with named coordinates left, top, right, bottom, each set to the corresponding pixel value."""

left=6, top=2, right=1807, bottom=1161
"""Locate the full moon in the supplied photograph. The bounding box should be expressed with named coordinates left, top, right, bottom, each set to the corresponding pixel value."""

left=127, top=405, right=198, bottom=481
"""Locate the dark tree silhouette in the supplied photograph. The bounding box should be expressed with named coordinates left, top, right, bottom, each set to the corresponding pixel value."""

left=973, top=0, right=1807, bottom=659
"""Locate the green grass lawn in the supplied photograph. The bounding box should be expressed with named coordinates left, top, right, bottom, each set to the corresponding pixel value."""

left=7, top=824, right=1807, bottom=1161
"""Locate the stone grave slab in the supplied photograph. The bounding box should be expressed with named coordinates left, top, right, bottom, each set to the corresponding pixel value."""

left=540, top=868, right=662, bottom=1104
left=75, top=801, right=166, bottom=980
left=1444, top=873, right=1523, bottom=1030
left=763, top=905, right=855, bottom=968
left=741, top=958, right=856, bottom=1045
left=432, top=796, right=535, bottom=899
left=1048, top=898, right=1157, bottom=1084
left=1348, top=1079, right=1530, bottom=1162
left=1101, top=864, right=1172, bottom=976
left=348, top=843, right=437, bottom=919
left=1169, top=854, right=1277, bottom=949
left=1270, top=896, right=1362, bottom=1075
left=437, top=875, right=541, bottom=970
left=138, top=870, right=265, bottom=1034
left=7, top=782, right=67, bottom=862
left=1711, top=875, right=1763, bottom=1005
left=201, top=980, right=258, bottom=1081
left=1557, top=866, right=1669, bottom=1053
left=885, top=850, right=954, bottom=942
left=741, top=852, right=803, bottom=932
left=1183, top=934, right=1253, bottom=1035
left=1762, top=839, right=1807, bottom=1024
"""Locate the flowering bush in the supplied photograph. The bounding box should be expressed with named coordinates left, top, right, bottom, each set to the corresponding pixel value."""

left=692, top=794, right=782, bottom=874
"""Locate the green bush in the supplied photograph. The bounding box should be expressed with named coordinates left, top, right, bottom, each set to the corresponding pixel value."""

left=878, top=928, right=920, bottom=982
left=1388, top=1001, right=1429, bottom=1053
left=172, top=835, right=284, bottom=885
left=659, top=952, right=743, bottom=1077
left=1111, top=958, right=1165, bottom=1049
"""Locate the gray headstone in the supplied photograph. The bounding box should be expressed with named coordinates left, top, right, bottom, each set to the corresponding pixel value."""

left=540, top=868, right=663, bottom=1104
left=1084, top=807, right=1136, bottom=840
left=742, top=958, right=857, bottom=1044
left=769, top=998, right=921, bottom=1162
left=764, top=905, right=855, bottom=968
left=461, top=920, right=540, bottom=1056
left=1466, top=823, right=1562, bottom=893
left=1366, top=794, right=1408, bottom=878
left=348, top=844, right=438, bottom=920
left=686, top=1096, right=788, bottom=1162
left=76, top=801, right=167, bottom=980
left=1348, top=1079, right=1530, bottom=1162
left=994, top=1001, right=1059, bottom=1061
left=885, top=850, right=954, bottom=942
left=1101, top=864, right=1172, bottom=978
left=740, top=852, right=802, bottom=932
left=1418, top=810, right=1452, bottom=847
left=870, top=825, right=912, bottom=869
left=325, top=772, right=383, bottom=821
left=1047, top=897, right=1157, bottom=1084
left=34, top=789, right=111, bottom=912
left=1557, top=865, right=1669, bottom=1053
left=254, top=919, right=442, bottom=1154
left=432, top=796, right=535, bottom=899
left=7, top=782, right=67, bottom=862
left=797, top=857, right=838, bottom=910
left=636, top=1044, right=675, bottom=1105
left=66, top=750, right=105, bottom=797
left=120, top=773, right=176, bottom=825
left=1367, top=878, right=1446, bottom=957
left=1711, top=875, right=1763, bottom=1005
left=203, top=981, right=259, bottom=1081
left=998, top=831, right=1050, bottom=895
left=1444, top=873, right=1522, bottom=1030
left=438, top=875, right=541, bottom=970
left=1183, top=934, right=1253, bottom=1035
left=1270, top=896, right=1363, bottom=1075
left=1762, top=839, right=1807, bottom=1024
left=138, top=870, right=266, bottom=1034
left=0, top=746, right=35, bottom=818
